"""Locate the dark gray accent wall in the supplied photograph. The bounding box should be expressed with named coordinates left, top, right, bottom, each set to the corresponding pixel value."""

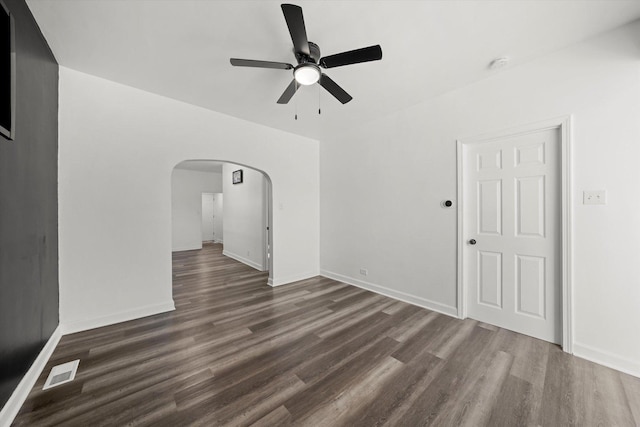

left=0, top=0, right=58, bottom=408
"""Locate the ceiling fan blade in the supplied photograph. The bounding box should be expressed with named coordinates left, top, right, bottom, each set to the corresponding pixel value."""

left=281, top=4, right=310, bottom=57
left=230, top=58, right=293, bottom=70
left=319, top=45, right=382, bottom=69
left=319, top=74, right=352, bottom=104
left=277, top=80, right=299, bottom=104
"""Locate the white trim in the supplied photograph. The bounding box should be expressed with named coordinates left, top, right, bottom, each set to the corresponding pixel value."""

left=456, top=140, right=465, bottom=320
left=456, top=115, right=572, bottom=143
left=172, top=244, right=202, bottom=252
left=222, top=250, right=264, bottom=271
left=321, top=270, right=458, bottom=318
left=456, top=115, right=573, bottom=352
left=268, top=271, right=318, bottom=287
left=547, top=115, right=573, bottom=351
left=0, top=326, right=63, bottom=427
left=60, top=300, right=175, bottom=335
left=213, top=239, right=224, bottom=244
left=573, top=342, right=640, bottom=379
left=560, top=116, right=574, bottom=353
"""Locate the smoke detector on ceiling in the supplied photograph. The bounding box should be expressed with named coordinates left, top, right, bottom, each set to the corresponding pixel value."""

left=489, top=57, right=510, bottom=70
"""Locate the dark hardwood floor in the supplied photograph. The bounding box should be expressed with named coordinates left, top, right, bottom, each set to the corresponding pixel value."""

left=13, top=243, right=640, bottom=426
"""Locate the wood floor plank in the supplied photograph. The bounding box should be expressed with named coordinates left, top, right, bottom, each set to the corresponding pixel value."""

left=487, top=374, right=535, bottom=426
left=622, top=373, right=640, bottom=425
left=386, top=309, right=439, bottom=342
left=587, top=361, right=636, bottom=426
left=173, top=334, right=321, bottom=410
left=188, top=372, right=306, bottom=426
left=342, top=351, right=444, bottom=426
left=295, top=312, right=394, bottom=384
left=494, top=330, right=548, bottom=423
left=388, top=325, right=499, bottom=426
left=434, top=350, right=514, bottom=426
left=283, top=336, right=401, bottom=421
left=539, top=345, right=578, bottom=425
left=249, top=405, right=292, bottom=427
left=390, top=313, right=452, bottom=364
left=294, top=356, right=405, bottom=426
left=11, top=242, right=640, bottom=426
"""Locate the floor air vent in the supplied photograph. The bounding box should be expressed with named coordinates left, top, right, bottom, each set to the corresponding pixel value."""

left=43, top=360, right=80, bottom=390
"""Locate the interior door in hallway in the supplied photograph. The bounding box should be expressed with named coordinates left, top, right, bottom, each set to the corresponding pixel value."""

left=213, top=193, right=223, bottom=243
left=201, top=193, right=214, bottom=242
left=463, top=127, right=561, bottom=344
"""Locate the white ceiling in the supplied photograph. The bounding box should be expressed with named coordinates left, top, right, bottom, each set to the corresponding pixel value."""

left=27, top=0, right=640, bottom=140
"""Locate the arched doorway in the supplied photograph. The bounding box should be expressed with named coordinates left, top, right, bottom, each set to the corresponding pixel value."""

left=171, top=160, right=273, bottom=284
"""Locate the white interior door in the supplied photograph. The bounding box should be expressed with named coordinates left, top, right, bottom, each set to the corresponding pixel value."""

left=213, top=193, right=223, bottom=243
left=201, top=193, right=214, bottom=242
left=463, top=127, right=561, bottom=344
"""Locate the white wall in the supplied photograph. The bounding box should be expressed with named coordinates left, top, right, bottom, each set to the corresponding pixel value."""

left=58, top=67, right=320, bottom=333
left=222, top=163, right=268, bottom=271
left=320, top=21, right=640, bottom=376
left=171, top=168, right=221, bottom=251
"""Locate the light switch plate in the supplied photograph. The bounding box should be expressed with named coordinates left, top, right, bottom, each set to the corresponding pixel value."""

left=583, top=190, right=606, bottom=205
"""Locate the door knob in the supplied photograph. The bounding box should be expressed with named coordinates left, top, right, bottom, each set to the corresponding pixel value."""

left=469, top=239, right=477, bottom=245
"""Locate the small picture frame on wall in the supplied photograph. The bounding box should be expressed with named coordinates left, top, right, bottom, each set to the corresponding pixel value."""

left=232, top=169, right=243, bottom=184
left=0, top=0, right=16, bottom=140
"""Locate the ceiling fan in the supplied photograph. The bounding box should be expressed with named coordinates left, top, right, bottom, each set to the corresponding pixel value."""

left=230, top=3, right=382, bottom=105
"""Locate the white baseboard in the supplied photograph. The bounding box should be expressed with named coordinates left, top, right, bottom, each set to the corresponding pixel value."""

left=60, top=300, right=175, bottom=335
left=320, top=270, right=459, bottom=318
left=172, top=244, right=202, bottom=252
left=0, top=326, right=63, bottom=427
left=267, top=271, right=318, bottom=287
left=222, top=250, right=264, bottom=271
left=573, top=341, right=640, bottom=379
left=213, top=239, right=223, bottom=244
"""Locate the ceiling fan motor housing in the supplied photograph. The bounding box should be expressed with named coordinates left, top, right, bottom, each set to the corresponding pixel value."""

left=296, top=41, right=321, bottom=64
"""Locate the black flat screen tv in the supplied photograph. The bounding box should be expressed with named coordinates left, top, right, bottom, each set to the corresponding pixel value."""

left=0, top=0, right=15, bottom=140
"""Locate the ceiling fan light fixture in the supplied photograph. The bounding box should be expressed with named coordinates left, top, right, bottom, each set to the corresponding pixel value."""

left=294, top=64, right=320, bottom=85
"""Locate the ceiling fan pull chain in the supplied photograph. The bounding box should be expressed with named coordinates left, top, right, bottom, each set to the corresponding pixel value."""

left=318, top=84, right=321, bottom=115
left=295, top=81, right=298, bottom=120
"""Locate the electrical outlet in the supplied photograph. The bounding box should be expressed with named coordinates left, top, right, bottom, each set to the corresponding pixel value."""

left=583, top=190, right=606, bottom=205
left=359, top=268, right=368, bottom=276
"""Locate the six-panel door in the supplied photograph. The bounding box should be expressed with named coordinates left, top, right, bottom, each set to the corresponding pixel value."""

left=464, top=128, right=561, bottom=344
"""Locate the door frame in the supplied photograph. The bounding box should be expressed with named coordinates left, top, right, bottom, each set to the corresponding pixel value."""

left=456, top=116, right=573, bottom=352
left=263, top=178, right=272, bottom=271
